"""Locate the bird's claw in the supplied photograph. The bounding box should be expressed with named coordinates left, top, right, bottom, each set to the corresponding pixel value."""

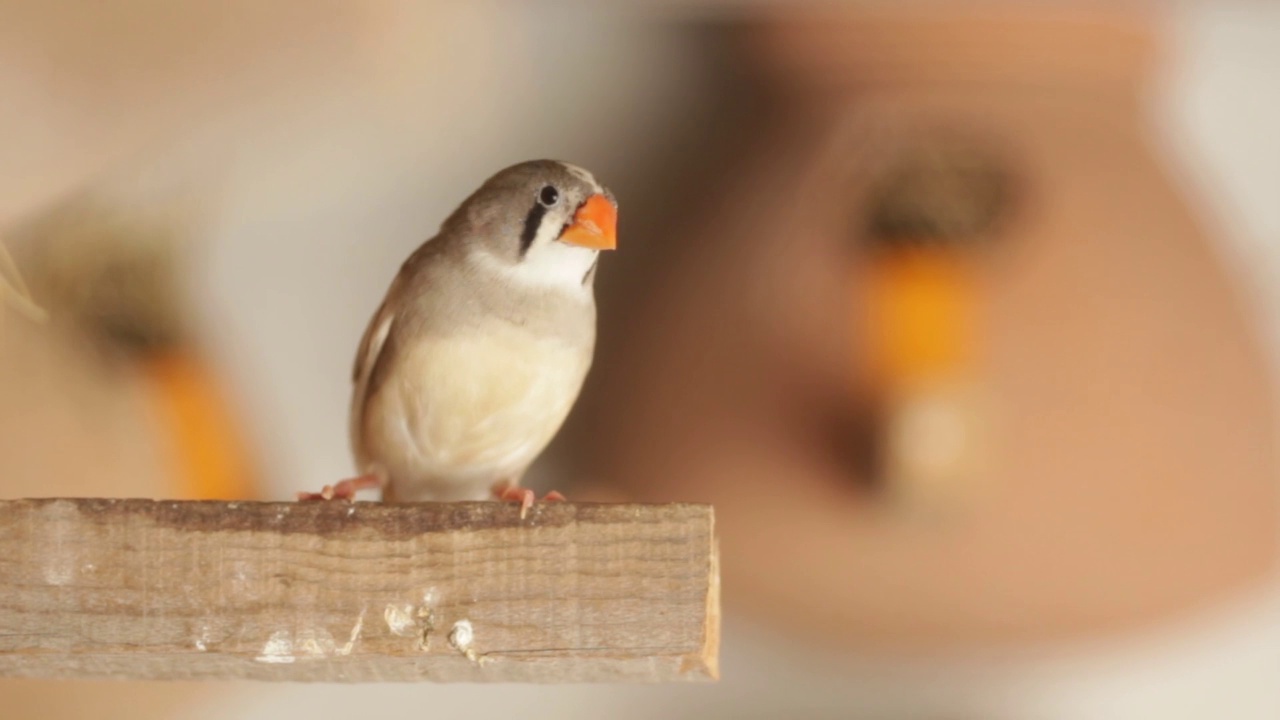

left=297, top=474, right=381, bottom=502
left=492, top=482, right=566, bottom=519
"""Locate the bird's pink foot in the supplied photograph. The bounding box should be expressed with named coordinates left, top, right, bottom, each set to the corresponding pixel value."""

left=494, top=484, right=535, bottom=518
left=297, top=473, right=381, bottom=502
left=491, top=482, right=566, bottom=518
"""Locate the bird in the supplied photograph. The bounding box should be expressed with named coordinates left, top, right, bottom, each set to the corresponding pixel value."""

left=299, top=160, right=617, bottom=516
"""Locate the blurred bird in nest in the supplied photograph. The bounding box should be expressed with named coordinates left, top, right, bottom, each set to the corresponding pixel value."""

left=5, top=197, right=261, bottom=501
left=854, top=128, right=1019, bottom=508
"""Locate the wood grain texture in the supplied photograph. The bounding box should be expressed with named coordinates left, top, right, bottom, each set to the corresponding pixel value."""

left=0, top=499, right=719, bottom=683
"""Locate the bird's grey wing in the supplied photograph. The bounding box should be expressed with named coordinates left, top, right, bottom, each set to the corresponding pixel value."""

left=349, top=288, right=396, bottom=462
left=352, top=291, right=396, bottom=387
left=351, top=242, right=438, bottom=388
left=349, top=246, right=432, bottom=462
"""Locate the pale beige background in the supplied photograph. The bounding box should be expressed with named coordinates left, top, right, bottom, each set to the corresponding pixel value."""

left=3, top=1, right=1279, bottom=717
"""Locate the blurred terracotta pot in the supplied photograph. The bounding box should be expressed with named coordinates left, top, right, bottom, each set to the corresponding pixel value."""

left=573, top=5, right=1276, bottom=649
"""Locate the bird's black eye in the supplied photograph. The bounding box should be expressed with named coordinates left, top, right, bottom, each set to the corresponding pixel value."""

left=538, top=185, right=560, bottom=207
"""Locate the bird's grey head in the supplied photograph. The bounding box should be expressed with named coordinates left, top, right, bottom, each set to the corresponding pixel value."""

left=445, top=160, right=617, bottom=291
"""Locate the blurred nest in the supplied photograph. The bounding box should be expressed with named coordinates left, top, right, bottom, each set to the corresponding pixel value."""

left=862, top=130, right=1019, bottom=251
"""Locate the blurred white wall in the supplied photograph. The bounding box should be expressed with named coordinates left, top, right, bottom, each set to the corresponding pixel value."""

left=189, top=3, right=1280, bottom=718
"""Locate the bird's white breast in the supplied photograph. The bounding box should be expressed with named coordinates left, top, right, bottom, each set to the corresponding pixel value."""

left=359, top=322, right=590, bottom=500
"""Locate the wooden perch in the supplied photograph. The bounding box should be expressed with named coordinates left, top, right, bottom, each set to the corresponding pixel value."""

left=0, top=498, right=719, bottom=682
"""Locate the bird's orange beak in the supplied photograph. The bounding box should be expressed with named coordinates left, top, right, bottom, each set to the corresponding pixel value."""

left=559, top=194, right=617, bottom=250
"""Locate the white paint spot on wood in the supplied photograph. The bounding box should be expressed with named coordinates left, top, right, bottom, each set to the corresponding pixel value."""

left=386, top=597, right=434, bottom=650
left=294, top=628, right=337, bottom=658
left=340, top=610, right=365, bottom=655
left=449, top=619, right=480, bottom=663
left=384, top=604, right=417, bottom=637
left=194, top=624, right=214, bottom=651
left=255, top=610, right=363, bottom=663
left=255, top=630, right=296, bottom=664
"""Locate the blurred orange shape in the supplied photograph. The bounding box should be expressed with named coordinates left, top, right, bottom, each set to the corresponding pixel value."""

left=863, top=248, right=979, bottom=391
left=144, top=350, right=259, bottom=501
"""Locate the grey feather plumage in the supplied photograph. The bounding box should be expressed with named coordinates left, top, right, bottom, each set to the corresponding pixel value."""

left=347, top=160, right=611, bottom=502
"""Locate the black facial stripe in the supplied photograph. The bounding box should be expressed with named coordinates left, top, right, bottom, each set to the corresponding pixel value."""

left=554, top=196, right=587, bottom=242
left=519, top=202, right=547, bottom=256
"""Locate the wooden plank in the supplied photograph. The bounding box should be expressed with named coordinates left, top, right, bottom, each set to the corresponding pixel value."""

left=0, top=498, right=719, bottom=683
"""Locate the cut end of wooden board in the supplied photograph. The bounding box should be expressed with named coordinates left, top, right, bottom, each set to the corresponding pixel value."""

left=0, top=498, right=719, bottom=683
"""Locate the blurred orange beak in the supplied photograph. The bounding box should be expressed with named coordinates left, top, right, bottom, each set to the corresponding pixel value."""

left=559, top=194, right=617, bottom=250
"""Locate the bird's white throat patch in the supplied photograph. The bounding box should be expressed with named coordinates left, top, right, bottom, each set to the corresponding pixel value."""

left=469, top=241, right=597, bottom=294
